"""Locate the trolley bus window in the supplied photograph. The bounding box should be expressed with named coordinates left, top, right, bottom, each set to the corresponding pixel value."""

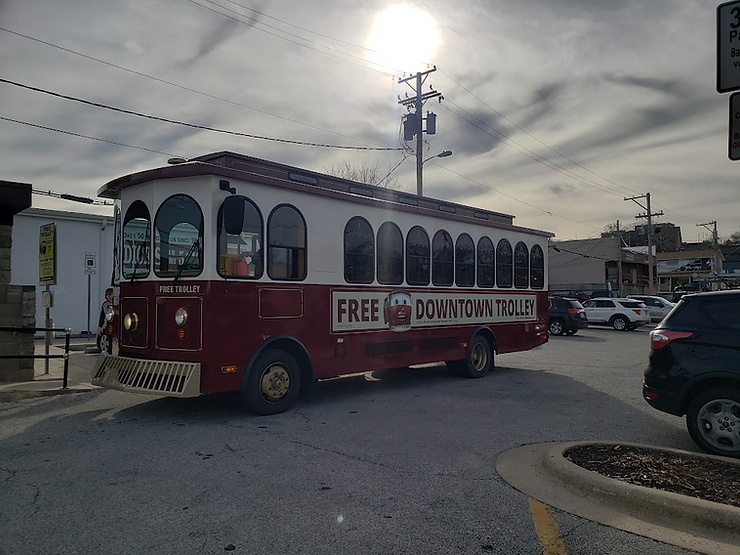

left=344, top=216, right=375, bottom=284
left=496, top=239, right=513, bottom=288
left=154, top=194, right=203, bottom=278
left=455, top=233, right=475, bottom=287
left=406, top=226, right=430, bottom=286
left=268, top=204, right=306, bottom=280
left=432, top=230, right=454, bottom=286
left=122, top=200, right=150, bottom=280
left=377, top=222, right=403, bottom=285
left=514, top=241, right=529, bottom=289
left=477, top=236, right=494, bottom=288
left=530, top=244, right=545, bottom=289
left=217, top=196, right=263, bottom=278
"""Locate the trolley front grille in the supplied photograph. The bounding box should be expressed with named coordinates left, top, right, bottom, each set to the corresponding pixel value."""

left=91, top=355, right=201, bottom=397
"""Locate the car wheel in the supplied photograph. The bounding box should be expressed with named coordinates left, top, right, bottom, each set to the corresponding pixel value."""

left=686, top=388, right=740, bottom=458
left=610, top=315, right=628, bottom=331
left=242, top=349, right=302, bottom=415
left=549, top=319, right=565, bottom=336
left=98, top=334, right=110, bottom=354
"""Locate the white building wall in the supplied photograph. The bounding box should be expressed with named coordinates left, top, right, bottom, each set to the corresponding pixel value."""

left=10, top=208, right=115, bottom=335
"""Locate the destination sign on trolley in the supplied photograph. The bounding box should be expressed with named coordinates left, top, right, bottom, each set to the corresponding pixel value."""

left=332, top=290, right=537, bottom=332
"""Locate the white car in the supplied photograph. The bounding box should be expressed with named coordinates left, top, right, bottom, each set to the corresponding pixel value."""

left=626, top=295, right=675, bottom=322
left=581, top=298, right=651, bottom=331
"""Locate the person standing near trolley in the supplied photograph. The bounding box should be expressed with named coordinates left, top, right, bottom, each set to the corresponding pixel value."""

left=97, top=287, right=114, bottom=354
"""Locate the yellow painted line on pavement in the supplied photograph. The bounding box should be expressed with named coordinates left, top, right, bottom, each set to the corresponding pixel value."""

left=528, top=497, right=568, bottom=555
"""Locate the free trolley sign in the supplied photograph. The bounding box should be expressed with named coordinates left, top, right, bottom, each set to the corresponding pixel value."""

left=39, top=223, right=57, bottom=286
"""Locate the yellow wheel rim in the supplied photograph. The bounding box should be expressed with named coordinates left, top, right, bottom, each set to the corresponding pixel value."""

left=260, top=364, right=290, bottom=401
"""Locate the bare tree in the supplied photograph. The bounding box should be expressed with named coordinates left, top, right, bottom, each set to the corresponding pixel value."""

left=324, top=160, right=402, bottom=190
left=729, top=230, right=740, bottom=244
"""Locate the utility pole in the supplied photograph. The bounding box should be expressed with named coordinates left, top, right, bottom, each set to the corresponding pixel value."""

left=398, top=67, right=442, bottom=196
left=616, top=220, right=623, bottom=296
left=624, top=193, right=663, bottom=295
left=697, top=221, right=718, bottom=245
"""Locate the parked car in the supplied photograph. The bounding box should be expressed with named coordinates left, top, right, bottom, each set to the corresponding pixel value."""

left=643, top=289, right=740, bottom=458
left=627, top=295, right=676, bottom=322
left=547, top=297, right=588, bottom=336
left=581, top=298, right=650, bottom=330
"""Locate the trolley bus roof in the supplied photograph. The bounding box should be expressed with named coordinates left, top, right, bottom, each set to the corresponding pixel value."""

left=99, top=151, right=554, bottom=238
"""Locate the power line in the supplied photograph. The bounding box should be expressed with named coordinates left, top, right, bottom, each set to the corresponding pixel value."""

left=429, top=162, right=603, bottom=231
left=442, top=100, right=619, bottom=197
left=183, top=0, right=403, bottom=76
left=0, top=116, right=182, bottom=157
left=0, top=26, right=378, bottom=146
left=439, top=69, right=641, bottom=197
left=437, top=68, right=703, bottom=226
left=0, top=78, right=403, bottom=151
left=1, top=14, right=704, bottom=230
left=32, top=187, right=113, bottom=206
left=169, top=5, right=713, bottom=230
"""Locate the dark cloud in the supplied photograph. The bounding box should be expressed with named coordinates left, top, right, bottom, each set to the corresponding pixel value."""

left=177, top=8, right=259, bottom=69
left=507, top=81, right=567, bottom=133
left=441, top=105, right=506, bottom=157
left=546, top=182, right=577, bottom=196
left=603, top=73, right=684, bottom=97
left=554, top=81, right=719, bottom=157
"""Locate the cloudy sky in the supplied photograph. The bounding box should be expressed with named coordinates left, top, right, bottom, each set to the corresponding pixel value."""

left=1, top=0, right=737, bottom=242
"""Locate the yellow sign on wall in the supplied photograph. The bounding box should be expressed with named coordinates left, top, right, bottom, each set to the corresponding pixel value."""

left=39, top=223, right=56, bottom=286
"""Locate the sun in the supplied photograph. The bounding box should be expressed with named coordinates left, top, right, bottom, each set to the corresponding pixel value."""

left=366, top=4, right=439, bottom=73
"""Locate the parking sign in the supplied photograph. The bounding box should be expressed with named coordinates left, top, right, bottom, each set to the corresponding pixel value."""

left=718, top=1, right=740, bottom=92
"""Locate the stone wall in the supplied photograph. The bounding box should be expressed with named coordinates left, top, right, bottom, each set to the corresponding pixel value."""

left=0, top=223, right=36, bottom=382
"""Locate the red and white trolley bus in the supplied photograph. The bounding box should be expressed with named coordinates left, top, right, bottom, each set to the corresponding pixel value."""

left=92, top=151, right=552, bottom=413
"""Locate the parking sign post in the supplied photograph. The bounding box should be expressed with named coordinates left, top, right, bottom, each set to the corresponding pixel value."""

left=85, top=252, right=96, bottom=337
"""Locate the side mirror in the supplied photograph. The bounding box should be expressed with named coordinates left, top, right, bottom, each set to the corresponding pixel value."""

left=222, top=196, right=244, bottom=235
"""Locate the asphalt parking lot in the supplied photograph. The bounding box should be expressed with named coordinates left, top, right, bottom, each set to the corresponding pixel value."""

left=0, top=324, right=715, bottom=555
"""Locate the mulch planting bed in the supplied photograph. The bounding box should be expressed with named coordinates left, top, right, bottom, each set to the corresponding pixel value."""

left=565, top=443, right=740, bottom=508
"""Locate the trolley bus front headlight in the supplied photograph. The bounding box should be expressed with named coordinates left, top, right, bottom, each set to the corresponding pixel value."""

left=174, top=307, right=188, bottom=326
left=123, top=312, right=139, bottom=331
left=104, top=305, right=115, bottom=322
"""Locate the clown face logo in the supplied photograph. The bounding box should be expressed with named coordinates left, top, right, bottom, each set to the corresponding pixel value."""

left=384, top=290, right=412, bottom=332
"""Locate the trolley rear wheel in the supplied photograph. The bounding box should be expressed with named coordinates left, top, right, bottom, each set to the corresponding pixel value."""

left=446, top=335, right=493, bottom=379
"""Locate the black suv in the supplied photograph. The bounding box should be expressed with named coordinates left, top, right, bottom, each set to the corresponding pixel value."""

left=547, top=297, right=588, bottom=336
left=643, top=289, right=740, bottom=457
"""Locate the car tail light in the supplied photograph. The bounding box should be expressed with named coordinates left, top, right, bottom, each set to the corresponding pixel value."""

left=567, top=308, right=581, bottom=314
left=650, top=330, right=693, bottom=350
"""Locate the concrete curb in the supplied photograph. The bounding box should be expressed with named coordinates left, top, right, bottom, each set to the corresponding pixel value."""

left=0, top=384, right=99, bottom=402
left=496, top=441, right=740, bottom=555
left=545, top=441, right=740, bottom=541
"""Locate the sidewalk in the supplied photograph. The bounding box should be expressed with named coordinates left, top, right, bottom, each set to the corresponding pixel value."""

left=0, top=338, right=102, bottom=402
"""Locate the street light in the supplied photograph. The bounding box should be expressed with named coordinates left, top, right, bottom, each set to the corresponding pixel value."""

left=418, top=150, right=452, bottom=196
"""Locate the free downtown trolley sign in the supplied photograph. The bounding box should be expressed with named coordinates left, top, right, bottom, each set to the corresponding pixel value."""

left=39, top=223, right=57, bottom=286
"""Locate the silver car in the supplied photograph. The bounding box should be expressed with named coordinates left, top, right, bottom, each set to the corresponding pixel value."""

left=627, top=295, right=676, bottom=322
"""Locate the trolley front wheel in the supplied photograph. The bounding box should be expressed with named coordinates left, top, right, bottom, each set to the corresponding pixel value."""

left=242, top=349, right=302, bottom=415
